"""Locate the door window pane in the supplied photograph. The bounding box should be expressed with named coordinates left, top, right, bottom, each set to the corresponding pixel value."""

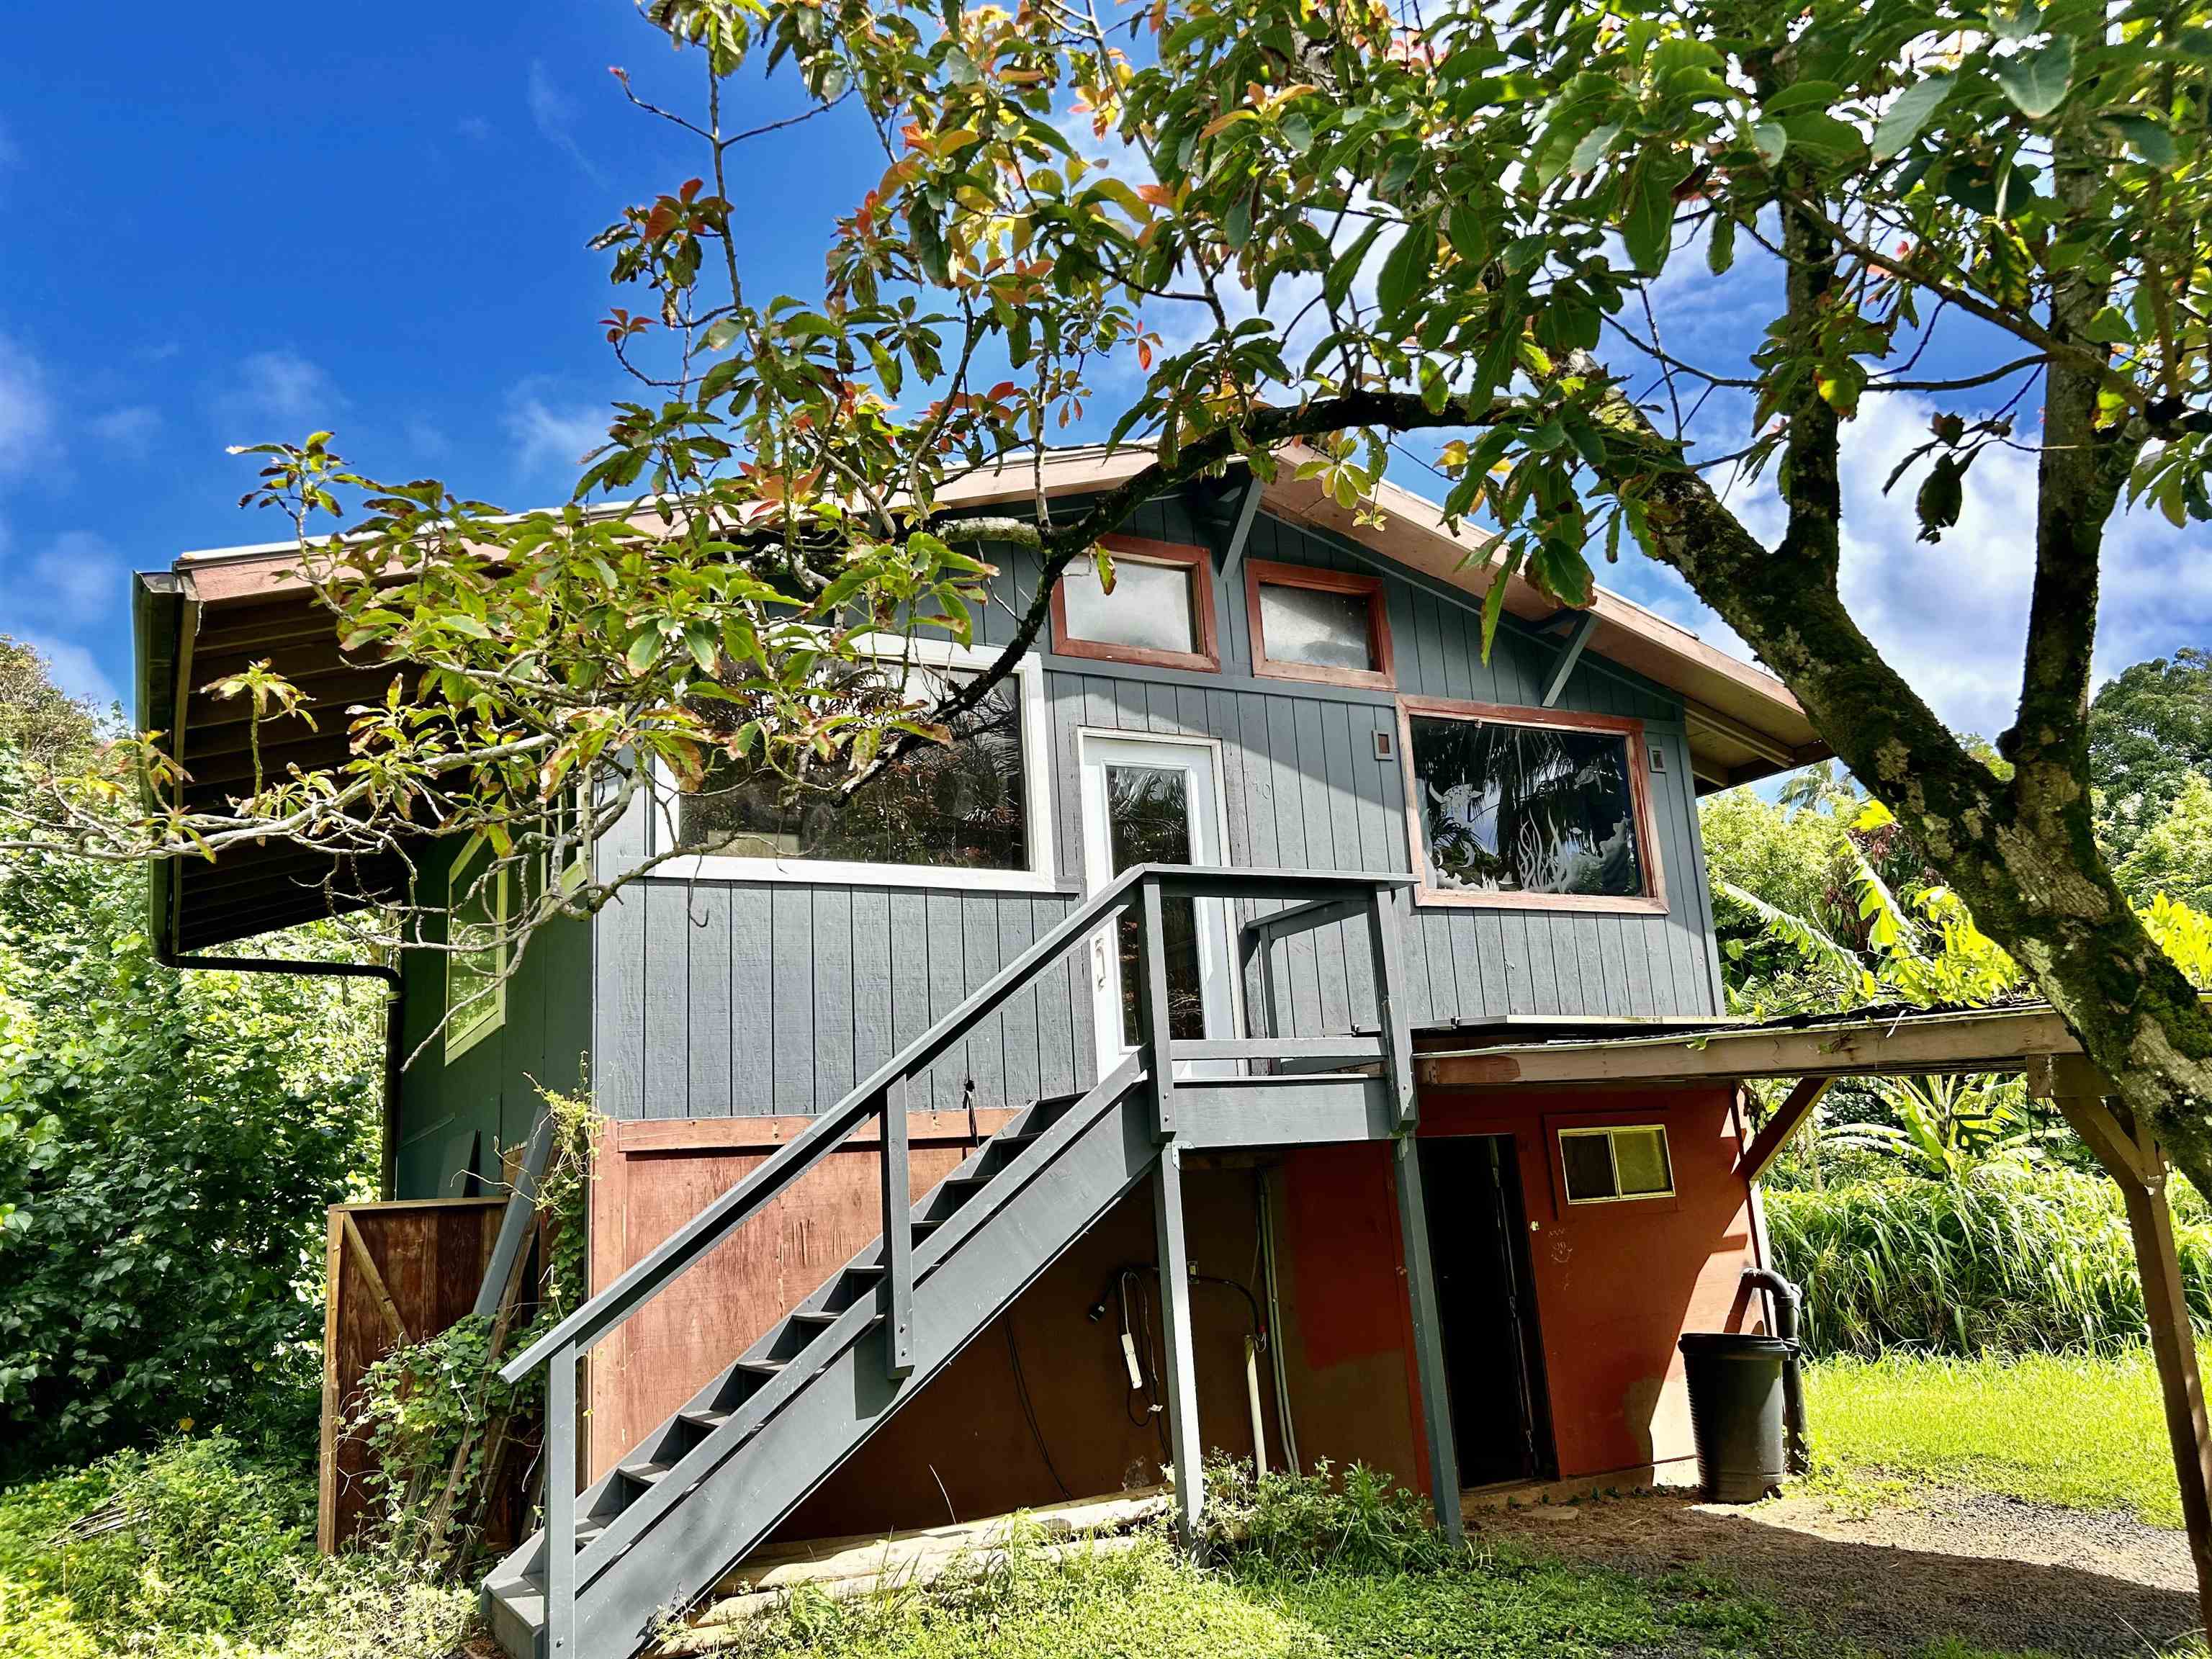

left=1408, top=716, right=1645, bottom=897
left=1258, top=581, right=1375, bottom=672
left=445, top=840, right=507, bottom=1058
left=678, top=666, right=1027, bottom=871
left=1061, top=557, right=1198, bottom=655
left=1104, top=763, right=1205, bottom=1046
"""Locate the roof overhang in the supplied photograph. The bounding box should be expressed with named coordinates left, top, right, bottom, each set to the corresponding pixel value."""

left=1414, top=999, right=2170, bottom=1092
left=141, top=444, right=1826, bottom=951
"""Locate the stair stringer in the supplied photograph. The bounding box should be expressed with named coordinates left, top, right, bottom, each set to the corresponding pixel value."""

left=546, top=1066, right=1158, bottom=1659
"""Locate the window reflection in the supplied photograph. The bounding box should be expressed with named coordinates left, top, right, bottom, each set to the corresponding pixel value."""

left=1408, top=716, right=1645, bottom=897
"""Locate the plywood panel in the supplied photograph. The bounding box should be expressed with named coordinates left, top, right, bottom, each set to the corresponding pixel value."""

left=586, top=1112, right=1015, bottom=1480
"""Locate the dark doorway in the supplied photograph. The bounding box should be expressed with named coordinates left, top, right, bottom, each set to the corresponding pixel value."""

left=1419, top=1135, right=1555, bottom=1488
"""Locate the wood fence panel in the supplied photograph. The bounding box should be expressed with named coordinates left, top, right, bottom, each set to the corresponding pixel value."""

left=318, top=1197, right=505, bottom=1552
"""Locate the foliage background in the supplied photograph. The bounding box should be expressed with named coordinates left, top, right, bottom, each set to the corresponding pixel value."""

left=0, top=641, right=384, bottom=1480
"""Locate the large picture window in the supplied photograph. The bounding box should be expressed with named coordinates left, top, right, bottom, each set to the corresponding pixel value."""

left=667, top=644, right=1055, bottom=890
left=1398, top=697, right=1666, bottom=912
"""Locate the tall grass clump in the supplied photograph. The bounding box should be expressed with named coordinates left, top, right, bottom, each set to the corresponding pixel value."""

left=1767, top=1166, right=2212, bottom=1357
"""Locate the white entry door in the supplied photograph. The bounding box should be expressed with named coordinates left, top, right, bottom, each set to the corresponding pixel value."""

left=1078, top=732, right=1239, bottom=1079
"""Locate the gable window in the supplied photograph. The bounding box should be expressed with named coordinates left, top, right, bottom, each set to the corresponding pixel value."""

left=667, top=640, right=1056, bottom=891
left=1560, top=1125, right=1674, bottom=1204
left=1051, top=536, right=1220, bottom=672
left=1399, top=697, right=1666, bottom=912
left=1246, top=560, right=1393, bottom=688
left=445, top=833, right=508, bottom=1061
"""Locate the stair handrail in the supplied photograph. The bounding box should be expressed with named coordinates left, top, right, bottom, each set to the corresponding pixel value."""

left=502, top=860, right=1156, bottom=1386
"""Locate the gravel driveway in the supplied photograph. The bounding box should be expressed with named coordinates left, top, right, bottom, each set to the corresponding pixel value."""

left=1469, top=1483, right=2199, bottom=1657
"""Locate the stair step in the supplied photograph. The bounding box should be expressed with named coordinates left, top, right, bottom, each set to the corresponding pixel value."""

left=618, top=1458, right=672, bottom=1490
left=734, top=1357, right=788, bottom=1380
left=791, top=1308, right=841, bottom=1327
left=680, top=1407, right=731, bottom=1435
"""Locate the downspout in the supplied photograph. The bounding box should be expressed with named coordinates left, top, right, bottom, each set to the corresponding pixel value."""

left=1740, top=1264, right=1809, bottom=1477
left=156, top=943, right=406, bottom=1200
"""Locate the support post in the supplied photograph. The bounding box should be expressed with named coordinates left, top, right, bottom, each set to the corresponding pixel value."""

left=1736, top=1076, right=1833, bottom=1184
left=1136, top=875, right=1178, bottom=1138
left=1152, top=1142, right=1205, bottom=1542
left=2047, top=1056, right=2212, bottom=1632
left=882, top=1076, right=914, bottom=1379
left=1367, top=887, right=1416, bottom=1131
left=546, top=1341, right=577, bottom=1658
left=1391, top=1133, right=1463, bottom=1543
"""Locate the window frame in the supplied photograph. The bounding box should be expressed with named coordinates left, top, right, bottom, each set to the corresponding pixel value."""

left=1557, top=1123, right=1676, bottom=1206
left=1048, top=536, right=1221, bottom=673
left=1244, top=559, right=1395, bottom=689
left=444, top=832, right=509, bottom=1063
left=649, top=634, right=1059, bottom=893
left=1395, top=695, right=1669, bottom=914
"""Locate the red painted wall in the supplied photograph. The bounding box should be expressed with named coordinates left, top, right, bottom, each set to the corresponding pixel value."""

left=1417, top=1084, right=1766, bottom=1482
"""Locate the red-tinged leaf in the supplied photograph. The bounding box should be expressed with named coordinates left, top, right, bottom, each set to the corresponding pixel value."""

left=680, top=176, right=703, bottom=202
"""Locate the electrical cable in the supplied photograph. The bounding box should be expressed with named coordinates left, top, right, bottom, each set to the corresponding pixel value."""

left=1004, top=1321, right=1075, bottom=1501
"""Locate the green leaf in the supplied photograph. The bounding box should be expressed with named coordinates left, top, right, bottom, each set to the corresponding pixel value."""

left=1779, top=109, right=1865, bottom=162
left=1872, top=75, right=1953, bottom=161
left=1706, top=212, right=1736, bottom=275
left=624, top=631, right=662, bottom=675
left=1375, top=219, right=1436, bottom=320
left=1569, top=122, right=1621, bottom=176
left=1325, top=222, right=1384, bottom=307
left=1622, top=156, right=1681, bottom=273
left=2107, top=114, right=2176, bottom=168
left=1752, top=122, right=1788, bottom=165
left=1995, top=37, right=2074, bottom=120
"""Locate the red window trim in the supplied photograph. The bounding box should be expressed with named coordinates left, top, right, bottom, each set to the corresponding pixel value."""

left=1244, top=559, right=1395, bottom=689
left=1048, top=536, right=1221, bottom=673
left=1395, top=694, right=1670, bottom=915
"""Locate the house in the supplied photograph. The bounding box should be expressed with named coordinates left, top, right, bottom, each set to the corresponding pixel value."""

left=134, top=444, right=1830, bottom=1659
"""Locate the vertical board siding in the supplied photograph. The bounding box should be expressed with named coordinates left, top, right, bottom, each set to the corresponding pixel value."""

left=587, top=498, right=1727, bottom=1121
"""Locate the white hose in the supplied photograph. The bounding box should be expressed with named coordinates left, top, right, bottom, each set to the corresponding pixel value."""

left=1244, top=1336, right=1267, bottom=1478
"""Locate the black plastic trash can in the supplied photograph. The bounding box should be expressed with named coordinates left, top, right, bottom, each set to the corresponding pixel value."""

left=1678, top=1331, right=1796, bottom=1503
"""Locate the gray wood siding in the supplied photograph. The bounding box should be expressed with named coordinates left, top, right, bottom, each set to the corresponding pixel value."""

left=586, top=491, right=1727, bottom=1121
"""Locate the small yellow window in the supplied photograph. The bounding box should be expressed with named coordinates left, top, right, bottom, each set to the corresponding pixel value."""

left=1560, top=1125, right=1673, bottom=1204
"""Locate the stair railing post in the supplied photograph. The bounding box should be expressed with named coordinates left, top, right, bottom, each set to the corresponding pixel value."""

left=1136, top=873, right=1177, bottom=1139
left=881, top=1076, right=914, bottom=1380
left=546, top=1340, right=578, bottom=1657
left=1367, top=884, right=1417, bottom=1133
left=1151, top=1141, right=1205, bottom=1543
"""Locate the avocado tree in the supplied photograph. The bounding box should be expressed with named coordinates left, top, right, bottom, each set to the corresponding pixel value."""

left=10, top=3, right=2211, bottom=1213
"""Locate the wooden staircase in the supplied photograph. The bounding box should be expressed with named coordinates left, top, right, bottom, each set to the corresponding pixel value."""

left=485, top=863, right=1442, bottom=1659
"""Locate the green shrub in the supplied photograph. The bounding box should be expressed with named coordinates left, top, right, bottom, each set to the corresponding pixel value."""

left=1202, top=1457, right=1457, bottom=1574
left=1767, top=1166, right=2212, bottom=1357
left=0, top=1435, right=475, bottom=1659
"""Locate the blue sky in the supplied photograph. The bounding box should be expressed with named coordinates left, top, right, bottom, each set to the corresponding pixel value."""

left=2, top=4, right=2206, bottom=743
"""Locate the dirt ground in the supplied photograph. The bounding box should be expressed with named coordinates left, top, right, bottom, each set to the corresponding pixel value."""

left=1470, top=1482, right=2200, bottom=1658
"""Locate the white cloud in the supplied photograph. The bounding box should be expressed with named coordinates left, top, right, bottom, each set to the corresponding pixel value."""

left=215, top=349, right=344, bottom=433
left=527, top=60, right=604, bottom=183
left=1601, top=392, right=2212, bottom=741
left=24, top=530, right=124, bottom=628
left=504, top=390, right=608, bottom=476
left=0, top=336, right=53, bottom=478
left=17, top=635, right=120, bottom=713
left=90, top=403, right=161, bottom=452
left=457, top=114, right=493, bottom=142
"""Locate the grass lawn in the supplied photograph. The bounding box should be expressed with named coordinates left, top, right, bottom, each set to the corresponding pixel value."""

left=680, top=1533, right=2044, bottom=1659
left=1806, top=1347, right=2193, bottom=1527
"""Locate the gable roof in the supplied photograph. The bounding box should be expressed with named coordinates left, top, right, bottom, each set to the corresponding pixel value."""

left=137, top=446, right=1826, bottom=952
